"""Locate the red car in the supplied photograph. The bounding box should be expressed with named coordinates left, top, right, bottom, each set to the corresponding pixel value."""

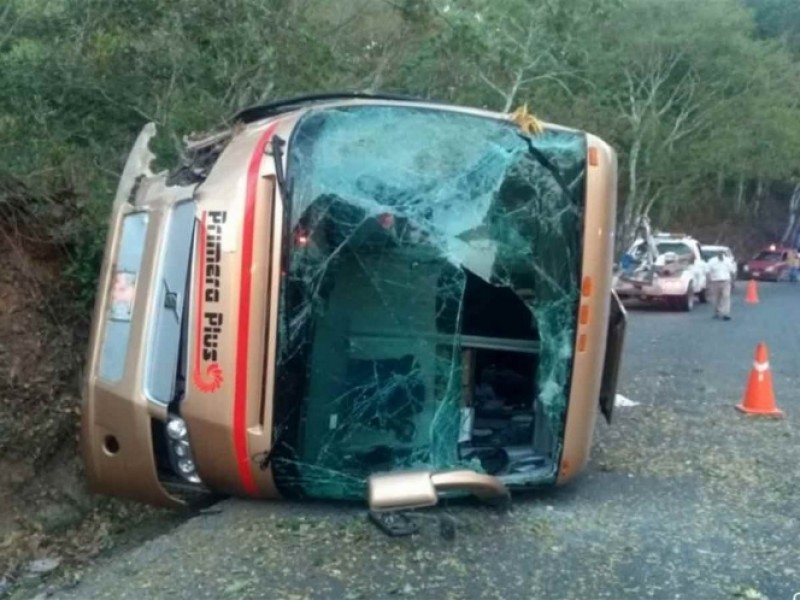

left=742, top=245, right=793, bottom=281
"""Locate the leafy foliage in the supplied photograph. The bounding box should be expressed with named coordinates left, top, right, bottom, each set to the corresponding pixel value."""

left=1, top=0, right=799, bottom=302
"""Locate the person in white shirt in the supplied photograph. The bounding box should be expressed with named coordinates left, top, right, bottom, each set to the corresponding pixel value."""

left=706, top=251, right=732, bottom=320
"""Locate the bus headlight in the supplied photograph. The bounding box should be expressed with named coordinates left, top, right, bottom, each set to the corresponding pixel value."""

left=166, top=418, right=188, bottom=441
left=177, top=458, right=198, bottom=478
left=173, top=442, right=190, bottom=458
left=166, top=416, right=201, bottom=484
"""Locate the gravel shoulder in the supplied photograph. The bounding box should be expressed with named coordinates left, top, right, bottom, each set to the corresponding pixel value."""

left=19, top=283, right=800, bottom=600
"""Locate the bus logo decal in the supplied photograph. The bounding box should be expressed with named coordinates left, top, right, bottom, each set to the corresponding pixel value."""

left=193, top=210, right=227, bottom=393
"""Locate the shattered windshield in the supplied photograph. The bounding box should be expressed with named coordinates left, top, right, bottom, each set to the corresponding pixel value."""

left=269, top=105, right=586, bottom=500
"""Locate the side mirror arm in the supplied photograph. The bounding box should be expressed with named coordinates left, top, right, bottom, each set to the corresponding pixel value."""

left=368, top=470, right=510, bottom=512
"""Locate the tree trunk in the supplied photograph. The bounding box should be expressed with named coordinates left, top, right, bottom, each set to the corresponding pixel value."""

left=734, top=175, right=745, bottom=214
left=619, top=137, right=643, bottom=247
left=751, top=179, right=761, bottom=215
left=755, top=179, right=764, bottom=198
left=788, top=220, right=800, bottom=248
left=501, top=71, right=524, bottom=113
left=780, top=183, right=800, bottom=245
left=619, top=202, right=634, bottom=252
left=628, top=138, right=640, bottom=214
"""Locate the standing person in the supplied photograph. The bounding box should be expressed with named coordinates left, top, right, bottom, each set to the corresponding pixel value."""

left=706, top=250, right=732, bottom=320
left=789, top=248, right=800, bottom=283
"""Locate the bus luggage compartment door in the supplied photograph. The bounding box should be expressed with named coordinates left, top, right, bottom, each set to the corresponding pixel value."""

left=599, top=291, right=626, bottom=423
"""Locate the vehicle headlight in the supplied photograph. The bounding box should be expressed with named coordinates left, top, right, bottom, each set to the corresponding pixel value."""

left=177, top=458, right=198, bottom=478
left=166, top=418, right=188, bottom=441
left=765, top=266, right=775, bottom=273
left=173, top=443, right=190, bottom=458
left=166, top=416, right=201, bottom=484
left=743, top=265, right=749, bottom=271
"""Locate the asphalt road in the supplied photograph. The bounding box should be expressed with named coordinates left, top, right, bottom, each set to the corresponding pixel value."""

left=45, top=283, right=800, bottom=600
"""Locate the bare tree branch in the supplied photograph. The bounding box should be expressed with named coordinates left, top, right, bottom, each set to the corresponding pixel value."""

left=478, top=70, right=512, bottom=103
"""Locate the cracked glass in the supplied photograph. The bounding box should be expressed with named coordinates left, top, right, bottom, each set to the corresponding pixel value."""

left=269, top=105, right=586, bottom=500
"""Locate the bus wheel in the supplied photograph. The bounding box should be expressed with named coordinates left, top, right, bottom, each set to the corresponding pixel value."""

left=698, top=288, right=708, bottom=303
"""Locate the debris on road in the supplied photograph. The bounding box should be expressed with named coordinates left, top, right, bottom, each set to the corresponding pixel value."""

left=614, top=394, right=640, bottom=407
left=733, top=585, right=769, bottom=600
left=26, top=557, right=61, bottom=576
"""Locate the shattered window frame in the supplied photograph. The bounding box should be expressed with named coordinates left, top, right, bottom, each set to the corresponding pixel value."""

left=268, top=105, right=587, bottom=500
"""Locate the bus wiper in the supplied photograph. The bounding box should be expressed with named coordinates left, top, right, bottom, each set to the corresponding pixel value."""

left=270, top=135, right=288, bottom=205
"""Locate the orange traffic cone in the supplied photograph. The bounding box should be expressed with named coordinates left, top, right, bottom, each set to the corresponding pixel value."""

left=745, top=279, right=759, bottom=304
left=736, top=343, right=783, bottom=417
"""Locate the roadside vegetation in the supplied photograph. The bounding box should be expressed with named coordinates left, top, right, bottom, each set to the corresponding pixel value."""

left=3, top=0, right=800, bottom=287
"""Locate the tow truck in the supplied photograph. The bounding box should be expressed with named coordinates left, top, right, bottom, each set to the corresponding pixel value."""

left=613, top=218, right=708, bottom=311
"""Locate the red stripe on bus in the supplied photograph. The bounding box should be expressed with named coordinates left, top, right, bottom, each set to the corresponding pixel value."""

left=234, top=122, right=280, bottom=496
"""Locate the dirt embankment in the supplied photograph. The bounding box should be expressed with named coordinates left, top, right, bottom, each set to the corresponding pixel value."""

left=0, top=234, right=173, bottom=596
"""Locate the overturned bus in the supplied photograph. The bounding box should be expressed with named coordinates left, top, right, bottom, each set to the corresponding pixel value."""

left=81, top=94, right=626, bottom=510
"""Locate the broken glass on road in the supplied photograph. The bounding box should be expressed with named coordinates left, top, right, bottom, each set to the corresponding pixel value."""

left=269, top=105, right=586, bottom=500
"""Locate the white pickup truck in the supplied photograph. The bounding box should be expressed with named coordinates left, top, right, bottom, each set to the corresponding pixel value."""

left=614, top=224, right=708, bottom=311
